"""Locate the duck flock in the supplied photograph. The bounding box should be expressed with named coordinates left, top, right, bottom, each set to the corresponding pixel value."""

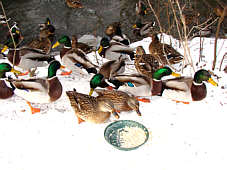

left=0, top=0, right=223, bottom=126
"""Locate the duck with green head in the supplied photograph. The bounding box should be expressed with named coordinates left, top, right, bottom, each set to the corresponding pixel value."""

left=1, top=27, right=21, bottom=53
left=52, top=35, right=98, bottom=76
left=9, top=60, right=64, bottom=114
left=0, top=63, right=21, bottom=99
left=159, top=69, right=218, bottom=103
left=114, top=67, right=180, bottom=102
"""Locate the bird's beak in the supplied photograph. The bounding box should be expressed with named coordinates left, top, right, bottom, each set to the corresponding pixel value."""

left=136, top=109, right=142, bottom=116
left=52, top=41, right=60, bottom=49
left=172, top=72, right=181, bottom=77
left=144, top=10, right=148, bottom=15
left=89, top=88, right=94, bottom=96
left=60, top=65, right=66, bottom=69
left=132, top=24, right=137, bottom=28
left=112, top=110, right=120, bottom=119
left=11, top=68, right=22, bottom=75
left=97, top=45, right=103, bottom=54
left=16, top=30, right=20, bottom=34
left=208, top=78, right=218, bottom=86
left=1, top=45, right=8, bottom=53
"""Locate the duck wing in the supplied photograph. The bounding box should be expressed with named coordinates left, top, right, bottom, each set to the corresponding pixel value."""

left=10, top=78, right=48, bottom=92
left=163, top=77, right=193, bottom=92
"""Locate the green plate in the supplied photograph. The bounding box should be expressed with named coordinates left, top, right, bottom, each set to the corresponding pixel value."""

left=104, top=120, right=149, bottom=151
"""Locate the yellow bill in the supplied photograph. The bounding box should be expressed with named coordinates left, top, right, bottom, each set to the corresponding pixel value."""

left=132, top=24, right=137, bottom=29
left=89, top=88, right=94, bottom=96
left=172, top=72, right=181, bottom=77
left=208, top=78, right=218, bottom=86
left=97, top=45, right=103, bottom=54
left=16, top=30, right=20, bottom=34
left=144, top=10, right=148, bottom=15
left=52, top=41, right=60, bottom=49
left=1, top=45, right=8, bottom=53
left=11, top=68, right=22, bottom=75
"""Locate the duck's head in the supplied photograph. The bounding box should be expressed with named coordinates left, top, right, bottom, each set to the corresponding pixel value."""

left=194, top=69, right=218, bottom=86
left=153, top=66, right=181, bottom=80
left=132, top=19, right=143, bottom=29
left=1, top=29, right=20, bottom=53
left=89, top=73, right=104, bottom=96
left=52, top=35, right=71, bottom=49
left=105, top=22, right=122, bottom=37
left=0, top=63, right=21, bottom=78
left=127, top=97, right=141, bottom=116
left=97, top=37, right=110, bottom=56
left=136, top=46, right=146, bottom=55
left=98, top=99, right=119, bottom=119
left=47, top=60, right=64, bottom=78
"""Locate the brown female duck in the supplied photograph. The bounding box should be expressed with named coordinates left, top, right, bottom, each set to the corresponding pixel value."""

left=149, top=33, right=183, bottom=66
left=95, top=89, right=142, bottom=116
left=134, top=46, right=160, bottom=78
left=65, top=0, right=83, bottom=8
left=66, top=89, right=119, bottom=124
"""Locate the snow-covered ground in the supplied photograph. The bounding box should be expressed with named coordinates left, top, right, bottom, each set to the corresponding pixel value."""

left=0, top=34, right=227, bottom=170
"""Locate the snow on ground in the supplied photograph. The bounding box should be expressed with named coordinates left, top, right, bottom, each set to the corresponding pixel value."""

left=0, top=34, right=227, bottom=170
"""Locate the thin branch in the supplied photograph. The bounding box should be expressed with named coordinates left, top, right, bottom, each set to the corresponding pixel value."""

left=0, top=1, right=16, bottom=67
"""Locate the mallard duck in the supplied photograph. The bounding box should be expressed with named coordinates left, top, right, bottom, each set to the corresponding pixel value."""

left=52, top=35, right=98, bottom=75
left=135, top=0, right=148, bottom=16
left=105, top=22, right=130, bottom=45
left=27, top=18, right=55, bottom=54
left=132, top=19, right=155, bottom=37
left=66, top=0, right=83, bottom=8
left=2, top=31, right=54, bottom=75
left=97, top=37, right=135, bottom=61
left=88, top=56, right=127, bottom=95
left=27, top=29, right=52, bottom=54
left=149, top=33, right=183, bottom=66
left=113, top=73, right=153, bottom=100
left=66, top=89, right=119, bottom=124
left=0, top=63, right=21, bottom=99
left=134, top=46, right=160, bottom=77
left=160, top=69, right=218, bottom=103
left=95, top=89, right=141, bottom=116
left=2, top=25, right=22, bottom=51
left=9, top=60, right=63, bottom=114
left=114, top=66, right=180, bottom=99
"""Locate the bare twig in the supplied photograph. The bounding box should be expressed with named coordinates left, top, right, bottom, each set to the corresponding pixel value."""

left=0, top=1, right=16, bottom=67
left=212, top=6, right=226, bottom=70
left=219, top=52, right=227, bottom=71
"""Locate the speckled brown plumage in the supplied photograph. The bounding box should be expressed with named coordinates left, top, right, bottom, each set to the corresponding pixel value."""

left=149, top=34, right=183, bottom=66
left=95, top=89, right=141, bottom=116
left=65, top=0, right=83, bottom=8
left=135, top=46, right=160, bottom=78
left=66, top=90, right=118, bottom=124
left=27, top=29, right=52, bottom=54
